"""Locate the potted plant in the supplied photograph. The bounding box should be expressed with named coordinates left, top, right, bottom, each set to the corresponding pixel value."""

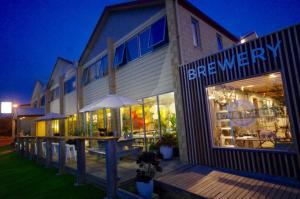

left=157, top=133, right=178, bottom=160
left=136, top=152, right=162, bottom=199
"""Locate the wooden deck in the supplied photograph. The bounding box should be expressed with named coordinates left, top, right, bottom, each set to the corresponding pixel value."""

left=155, top=166, right=300, bottom=199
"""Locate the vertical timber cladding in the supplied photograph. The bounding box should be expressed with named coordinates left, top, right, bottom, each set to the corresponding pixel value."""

left=179, top=24, right=300, bottom=179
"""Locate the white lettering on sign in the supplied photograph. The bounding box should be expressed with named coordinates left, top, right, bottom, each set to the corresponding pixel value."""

left=188, top=40, right=282, bottom=80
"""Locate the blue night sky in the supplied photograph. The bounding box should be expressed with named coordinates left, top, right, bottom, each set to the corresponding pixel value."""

left=0, top=0, right=299, bottom=104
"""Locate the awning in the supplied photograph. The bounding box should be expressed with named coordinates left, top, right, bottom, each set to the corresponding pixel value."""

left=35, top=113, right=66, bottom=121
left=16, top=107, right=44, bottom=117
left=79, top=94, right=139, bottom=112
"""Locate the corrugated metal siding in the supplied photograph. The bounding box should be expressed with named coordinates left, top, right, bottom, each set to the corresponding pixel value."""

left=64, top=91, right=77, bottom=115
left=116, top=45, right=174, bottom=99
left=179, top=24, right=300, bottom=179
left=83, top=77, right=109, bottom=106
left=50, top=99, right=60, bottom=113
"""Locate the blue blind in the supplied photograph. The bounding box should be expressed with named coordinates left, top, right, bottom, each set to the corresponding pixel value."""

left=64, top=76, right=76, bottom=94
left=149, top=16, right=167, bottom=47
left=99, top=55, right=108, bottom=77
left=113, top=44, right=125, bottom=67
left=139, top=28, right=153, bottom=56
left=126, top=36, right=139, bottom=62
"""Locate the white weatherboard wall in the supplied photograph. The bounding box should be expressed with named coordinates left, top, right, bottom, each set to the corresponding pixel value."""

left=50, top=99, right=60, bottom=113
left=116, top=45, right=174, bottom=99
left=83, top=77, right=109, bottom=106
left=64, top=91, right=77, bottom=115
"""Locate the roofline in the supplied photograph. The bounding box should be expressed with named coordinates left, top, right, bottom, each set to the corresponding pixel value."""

left=46, top=57, right=73, bottom=89
left=78, top=0, right=165, bottom=66
left=178, top=0, right=239, bottom=42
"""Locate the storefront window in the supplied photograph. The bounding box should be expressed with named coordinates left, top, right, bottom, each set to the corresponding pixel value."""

left=120, top=107, right=131, bottom=137
left=106, top=109, right=112, bottom=132
left=159, top=92, right=177, bottom=136
left=144, top=96, right=159, bottom=143
left=65, top=114, right=77, bottom=136
left=207, top=72, right=293, bottom=150
left=36, top=121, right=46, bottom=137
left=97, top=109, right=105, bottom=129
left=131, top=104, right=144, bottom=139
left=51, top=120, right=59, bottom=136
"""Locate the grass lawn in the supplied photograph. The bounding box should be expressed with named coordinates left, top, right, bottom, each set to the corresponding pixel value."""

left=0, top=145, right=106, bottom=199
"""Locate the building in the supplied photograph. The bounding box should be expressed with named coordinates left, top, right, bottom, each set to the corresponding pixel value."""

left=26, top=0, right=300, bottom=180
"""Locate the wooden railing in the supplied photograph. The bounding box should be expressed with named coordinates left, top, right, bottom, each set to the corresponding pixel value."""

left=15, top=136, right=118, bottom=199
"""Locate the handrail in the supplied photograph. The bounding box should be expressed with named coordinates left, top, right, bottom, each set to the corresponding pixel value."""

left=17, top=136, right=118, bottom=141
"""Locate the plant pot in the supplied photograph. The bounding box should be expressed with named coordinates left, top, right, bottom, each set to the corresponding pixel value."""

left=136, top=179, right=153, bottom=199
left=160, top=145, right=173, bottom=160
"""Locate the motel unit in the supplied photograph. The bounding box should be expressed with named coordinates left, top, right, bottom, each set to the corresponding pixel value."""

left=25, top=0, right=300, bottom=181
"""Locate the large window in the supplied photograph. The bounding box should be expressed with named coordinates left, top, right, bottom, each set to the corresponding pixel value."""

left=50, top=87, right=60, bottom=101
left=131, top=104, right=144, bottom=139
left=114, top=16, right=168, bottom=68
left=51, top=120, right=59, bottom=136
left=144, top=96, right=159, bottom=143
left=64, top=76, right=76, bottom=94
left=83, top=55, right=108, bottom=86
left=120, top=107, right=131, bottom=137
left=159, top=93, right=176, bottom=135
left=207, top=73, right=293, bottom=150
left=191, top=17, right=201, bottom=47
left=65, top=114, right=77, bottom=136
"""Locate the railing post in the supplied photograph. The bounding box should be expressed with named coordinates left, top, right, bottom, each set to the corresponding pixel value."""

left=25, top=137, right=30, bottom=158
left=105, top=139, right=117, bottom=199
left=46, top=138, right=52, bottom=167
left=75, top=138, right=86, bottom=185
left=57, top=138, right=66, bottom=175
left=16, top=137, right=20, bottom=154
left=36, top=138, right=43, bottom=163
left=20, top=137, right=25, bottom=156
left=29, top=138, right=35, bottom=160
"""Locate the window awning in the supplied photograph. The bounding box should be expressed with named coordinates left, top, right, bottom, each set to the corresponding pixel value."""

left=35, top=113, right=66, bottom=121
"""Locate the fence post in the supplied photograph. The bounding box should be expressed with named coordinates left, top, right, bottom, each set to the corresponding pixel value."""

left=36, top=138, right=43, bottom=163
left=75, top=138, right=86, bottom=185
left=57, top=138, right=66, bottom=175
left=105, top=139, right=117, bottom=199
left=46, top=138, right=52, bottom=167
left=20, top=137, right=25, bottom=156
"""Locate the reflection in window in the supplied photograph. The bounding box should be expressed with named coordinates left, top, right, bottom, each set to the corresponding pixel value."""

left=144, top=96, right=159, bottom=143
left=159, top=93, right=177, bottom=135
left=139, top=28, right=153, bottom=56
left=149, top=16, right=167, bottom=47
left=207, top=72, right=293, bottom=150
left=113, top=44, right=126, bottom=67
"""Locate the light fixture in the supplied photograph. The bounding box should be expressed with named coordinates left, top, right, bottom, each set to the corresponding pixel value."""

left=240, top=39, right=246, bottom=44
left=269, top=74, right=277, bottom=78
left=13, top=104, right=19, bottom=108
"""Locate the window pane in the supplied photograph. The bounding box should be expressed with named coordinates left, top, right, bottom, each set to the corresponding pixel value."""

left=97, top=109, right=105, bottom=129
left=217, top=33, right=223, bottom=50
left=82, top=67, right=89, bottom=85
left=99, top=55, right=108, bottom=77
left=113, top=44, right=125, bottom=67
left=191, top=18, right=200, bottom=47
left=149, top=16, right=167, bottom=47
left=64, top=76, right=76, bottom=94
left=88, top=64, right=96, bottom=83
left=131, top=104, right=144, bottom=140
left=139, top=28, right=153, bottom=56
left=159, top=92, right=177, bottom=136
left=51, top=120, right=59, bottom=136
left=144, top=96, right=159, bottom=143
left=40, top=96, right=45, bottom=106
left=120, top=107, right=131, bottom=137
left=106, top=109, right=112, bottom=132
left=207, top=72, right=293, bottom=150
left=126, top=36, right=139, bottom=62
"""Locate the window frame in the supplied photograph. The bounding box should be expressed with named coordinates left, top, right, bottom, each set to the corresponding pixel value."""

left=191, top=17, right=201, bottom=47
left=149, top=16, right=167, bottom=48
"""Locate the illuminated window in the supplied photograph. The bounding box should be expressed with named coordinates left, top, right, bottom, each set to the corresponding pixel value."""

left=51, top=120, right=59, bottom=136
left=120, top=107, right=131, bottom=137
left=131, top=104, right=144, bottom=138
left=158, top=92, right=177, bottom=136
left=207, top=72, right=293, bottom=150
left=65, top=114, right=77, bottom=136
left=144, top=96, right=159, bottom=142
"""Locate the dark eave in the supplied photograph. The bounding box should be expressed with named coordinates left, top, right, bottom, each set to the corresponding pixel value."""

left=178, top=0, right=239, bottom=42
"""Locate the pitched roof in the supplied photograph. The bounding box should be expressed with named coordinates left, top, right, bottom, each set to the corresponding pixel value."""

left=78, top=0, right=239, bottom=65
left=78, top=0, right=165, bottom=65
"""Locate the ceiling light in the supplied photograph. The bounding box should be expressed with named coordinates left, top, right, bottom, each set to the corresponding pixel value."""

left=269, top=74, right=277, bottom=78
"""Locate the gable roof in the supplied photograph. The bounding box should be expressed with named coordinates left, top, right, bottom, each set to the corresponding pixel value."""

left=31, top=80, right=44, bottom=102
left=78, top=0, right=165, bottom=66
left=46, top=57, right=74, bottom=89
left=79, top=0, right=239, bottom=66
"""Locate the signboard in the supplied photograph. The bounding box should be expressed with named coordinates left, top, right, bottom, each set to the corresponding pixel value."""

left=1, top=102, right=12, bottom=114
